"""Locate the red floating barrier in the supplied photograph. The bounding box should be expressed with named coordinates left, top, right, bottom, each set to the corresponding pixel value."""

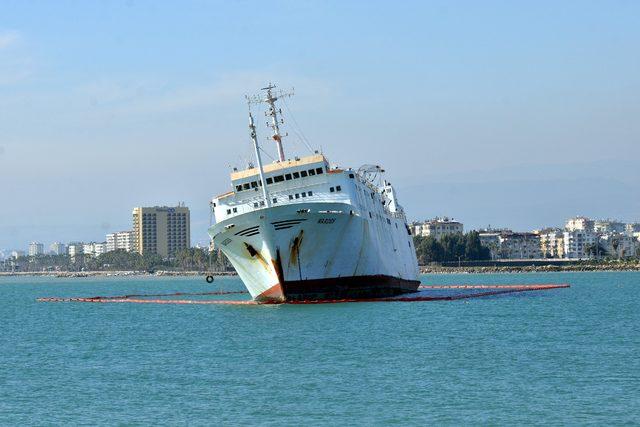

left=37, top=284, right=569, bottom=306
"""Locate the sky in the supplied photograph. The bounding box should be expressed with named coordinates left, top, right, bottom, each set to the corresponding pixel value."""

left=1, top=0, right=639, bottom=250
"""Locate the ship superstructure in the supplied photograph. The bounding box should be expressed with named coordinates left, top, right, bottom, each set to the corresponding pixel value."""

left=208, top=85, right=420, bottom=302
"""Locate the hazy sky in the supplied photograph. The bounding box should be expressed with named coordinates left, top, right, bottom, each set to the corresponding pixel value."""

left=1, top=0, right=639, bottom=250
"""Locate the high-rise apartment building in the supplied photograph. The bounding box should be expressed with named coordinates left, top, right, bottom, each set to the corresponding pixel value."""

left=83, top=242, right=108, bottom=257
left=67, top=242, right=84, bottom=258
left=106, top=231, right=135, bottom=252
left=49, top=242, right=67, bottom=255
left=28, top=242, right=44, bottom=256
left=565, top=216, right=594, bottom=232
left=132, top=205, right=190, bottom=259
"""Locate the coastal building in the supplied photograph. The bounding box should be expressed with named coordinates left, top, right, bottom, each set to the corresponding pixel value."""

left=28, top=242, right=44, bottom=257
left=49, top=242, right=67, bottom=256
left=67, top=243, right=84, bottom=258
left=106, top=231, right=135, bottom=252
left=626, top=223, right=640, bottom=235
left=478, top=228, right=515, bottom=260
left=477, top=229, right=542, bottom=260
left=497, top=232, right=542, bottom=259
left=563, top=230, right=598, bottom=259
left=11, top=250, right=25, bottom=259
left=414, top=217, right=463, bottom=240
left=538, top=229, right=565, bottom=259
left=599, top=233, right=638, bottom=259
left=96, top=242, right=108, bottom=256
left=594, top=219, right=626, bottom=234
left=478, top=231, right=502, bottom=260
left=83, top=242, right=108, bottom=257
left=132, top=205, right=190, bottom=259
left=565, top=216, right=594, bottom=232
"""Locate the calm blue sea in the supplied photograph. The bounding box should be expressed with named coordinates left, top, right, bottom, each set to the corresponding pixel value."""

left=1, top=272, right=638, bottom=425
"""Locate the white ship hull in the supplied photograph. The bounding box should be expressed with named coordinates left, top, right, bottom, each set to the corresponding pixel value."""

left=208, top=202, right=420, bottom=302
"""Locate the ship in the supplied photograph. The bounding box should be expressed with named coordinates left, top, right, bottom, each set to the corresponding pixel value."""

left=208, top=84, right=420, bottom=303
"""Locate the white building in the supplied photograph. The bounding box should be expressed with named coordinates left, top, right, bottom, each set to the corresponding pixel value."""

left=11, top=250, right=26, bottom=259
left=67, top=243, right=84, bottom=258
left=478, top=231, right=502, bottom=260
left=538, top=229, right=565, bottom=259
left=414, top=217, right=463, bottom=240
left=498, top=232, right=542, bottom=259
left=106, top=230, right=135, bottom=252
left=478, top=230, right=542, bottom=259
left=626, top=223, right=640, bottom=235
left=83, top=242, right=108, bottom=257
left=49, top=242, right=67, bottom=256
left=563, top=230, right=598, bottom=259
left=594, top=219, right=626, bottom=234
left=599, top=233, right=638, bottom=259
left=28, top=242, right=45, bottom=257
left=96, top=242, right=108, bottom=256
left=565, top=216, right=594, bottom=232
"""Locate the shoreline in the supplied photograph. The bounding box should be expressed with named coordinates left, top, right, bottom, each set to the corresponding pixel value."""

left=0, top=270, right=237, bottom=278
left=421, top=263, right=640, bottom=274
left=2, top=265, right=640, bottom=277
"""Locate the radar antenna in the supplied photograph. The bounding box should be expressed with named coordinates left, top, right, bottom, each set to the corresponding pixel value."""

left=246, top=83, right=294, bottom=162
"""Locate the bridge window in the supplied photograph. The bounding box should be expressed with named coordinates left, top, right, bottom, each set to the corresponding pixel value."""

left=274, top=175, right=284, bottom=183
left=293, top=171, right=300, bottom=179
left=272, top=198, right=277, bottom=204
left=243, top=183, right=250, bottom=190
left=308, top=169, right=316, bottom=176
left=289, top=195, right=293, bottom=200
left=226, top=209, right=231, bottom=214
left=349, top=173, right=354, bottom=178
left=301, top=192, right=307, bottom=197
left=308, top=191, right=313, bottom=196
left=285, top=173, right=292, bottom=180
left=266, top=177, right=273, bottom=185
left=251, top=181, right=258, bottom=188
left=316, top=167, right=324, bottom=174
left=236, top=185, right=242, bottom=192
left=295, top=193, right=300, bottom=199
left=301, top=170, right=308, bottom=177
left=330, top=187, right=335, bottom=192
left=336, top=186, right=342, bottom=192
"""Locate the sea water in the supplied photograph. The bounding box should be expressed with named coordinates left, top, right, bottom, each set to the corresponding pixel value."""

left=0, top=272, right=638, bottom=425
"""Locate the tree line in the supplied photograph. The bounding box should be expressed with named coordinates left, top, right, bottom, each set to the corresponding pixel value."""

left=6, top=248, right=233, bottom=272
left=413, top=231, right=491, bottom=265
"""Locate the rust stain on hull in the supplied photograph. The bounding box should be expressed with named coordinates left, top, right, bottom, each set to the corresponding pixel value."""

left=271, top=248, right=285, bottom=286
left=244, top=242, right=270, bottom=271
left=288, top=230, right=304, bottom=267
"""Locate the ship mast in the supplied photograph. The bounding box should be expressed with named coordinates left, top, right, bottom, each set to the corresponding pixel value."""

left=246, top=83, right=293, bottom=162
left=247, top=106, right=271, bottom=208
